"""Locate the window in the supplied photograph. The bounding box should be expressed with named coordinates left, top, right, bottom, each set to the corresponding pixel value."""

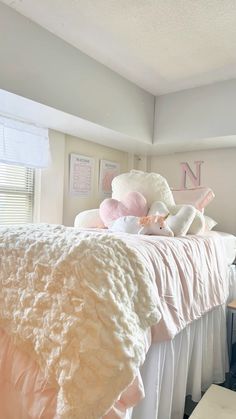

left=0, top=163, right=35, bottom=225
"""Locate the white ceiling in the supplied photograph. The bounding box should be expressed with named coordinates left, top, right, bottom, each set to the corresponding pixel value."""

left=2, top=0, right=236, bottom=95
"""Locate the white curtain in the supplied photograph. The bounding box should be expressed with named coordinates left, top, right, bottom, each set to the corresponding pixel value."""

left=0, top=116, right=50, bottom=168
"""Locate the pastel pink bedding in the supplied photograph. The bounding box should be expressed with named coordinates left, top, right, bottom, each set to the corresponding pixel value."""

left=0, top=228, right=229, bottom=418
left=0, top=327, right=148, bottom=419
left=119, top=232, right=228, bottom=342
left=0, top=327, right=56, bottom=419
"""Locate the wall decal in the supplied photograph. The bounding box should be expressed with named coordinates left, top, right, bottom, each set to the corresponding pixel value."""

left=180, top=161, right=204, bottom=189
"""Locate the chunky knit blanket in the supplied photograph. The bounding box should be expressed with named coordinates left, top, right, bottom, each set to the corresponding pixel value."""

left=0, top=224, right=160, bottom=419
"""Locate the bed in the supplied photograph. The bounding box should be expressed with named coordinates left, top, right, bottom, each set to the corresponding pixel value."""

left=0, top=223, right=235, bottom=419
left=0, top=224, right=159, bottom=419
left=130, top=231, right=236, bottom=419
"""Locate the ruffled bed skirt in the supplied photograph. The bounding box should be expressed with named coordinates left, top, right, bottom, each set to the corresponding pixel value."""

left=130, top=265, right=236, bottom=419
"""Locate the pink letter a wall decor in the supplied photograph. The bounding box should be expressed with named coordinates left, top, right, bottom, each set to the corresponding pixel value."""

left=180, top=161, right=204, bottom=189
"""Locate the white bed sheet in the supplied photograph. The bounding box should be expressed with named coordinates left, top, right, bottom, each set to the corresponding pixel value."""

left=208, top=231, right=236, bottom=265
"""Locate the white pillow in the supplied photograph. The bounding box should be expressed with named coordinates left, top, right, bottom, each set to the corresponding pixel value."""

left=74, top=209, right=104, bottom=228
left=112, top=170, right=175, bottom=209
left=204, top=215, right=217, bottom=231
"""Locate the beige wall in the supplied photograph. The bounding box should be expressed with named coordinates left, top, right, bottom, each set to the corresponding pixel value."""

left=39, top=130, right=65, bottom=224
left=150, top=148, right=236, bottom=235
left=63, top=135, right=129, bottom=226
left=38, top=131, right=130, bottom=226
left=39, top=133, right=236, bottom=234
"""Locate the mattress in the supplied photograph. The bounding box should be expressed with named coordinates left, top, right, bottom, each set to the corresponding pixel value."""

left=207, top=231, right=236, bottom=265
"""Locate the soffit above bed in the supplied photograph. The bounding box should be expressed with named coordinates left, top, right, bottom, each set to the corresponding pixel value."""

left=1, top=88, right=236, bottom=156
left=2, top=0, right=236, bottom=95
left=1, top=2, right=236, bottom=154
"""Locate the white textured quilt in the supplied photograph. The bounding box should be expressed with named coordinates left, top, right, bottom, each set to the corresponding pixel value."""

left=0, top=224, right=160, bottom=419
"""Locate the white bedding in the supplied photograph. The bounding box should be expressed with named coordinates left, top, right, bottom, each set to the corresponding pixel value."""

left=208, top=231, right=236, bottom=265
left=0, top=224, right=159, bottom=419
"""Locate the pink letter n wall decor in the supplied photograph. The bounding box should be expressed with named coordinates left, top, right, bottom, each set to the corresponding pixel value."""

left=180, top=161, right=204, bottom=189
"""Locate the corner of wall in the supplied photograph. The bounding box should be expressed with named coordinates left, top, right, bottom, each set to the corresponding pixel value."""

left=39, top=130, right=66, bottom=224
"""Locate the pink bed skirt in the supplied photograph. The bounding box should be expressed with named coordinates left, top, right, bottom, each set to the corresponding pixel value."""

left=0, top=327, right=149, bottom=419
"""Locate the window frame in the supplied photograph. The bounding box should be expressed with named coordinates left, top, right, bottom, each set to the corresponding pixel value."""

left=33, top=168, right=41, bottom=223
left=0, top=162, right=39, bottom=225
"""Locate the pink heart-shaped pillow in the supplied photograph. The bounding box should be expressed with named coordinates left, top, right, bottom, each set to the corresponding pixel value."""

left=100, top=191, right=148, bottom=227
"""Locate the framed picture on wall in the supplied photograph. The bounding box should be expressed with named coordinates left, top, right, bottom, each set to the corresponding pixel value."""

left=99, top=160, right=120, bottom=198
left=69, top=153, right=95, bottom=197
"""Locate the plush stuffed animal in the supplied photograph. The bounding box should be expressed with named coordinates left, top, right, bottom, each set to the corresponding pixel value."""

left=100, top=190, right=201, bottom=236
left=75, top=197, right=203, bottom=236
left=110, top=202, right=197, bottom=237
left=148, top=201, right=197, bottom=236
left=110, top=214, right=174, bottom=236
left=74, top=170, right=208, bottom=234
left=112, top=170, right=206, bottom=235
left=138, top=215, right=174, bottom=236
left=99, top=191, right=148, bottom=227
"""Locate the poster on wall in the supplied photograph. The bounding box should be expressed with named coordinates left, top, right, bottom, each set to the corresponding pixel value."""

left=99, top=160, right=120, bottom=198
left=69, top=153, right=94, bottom=197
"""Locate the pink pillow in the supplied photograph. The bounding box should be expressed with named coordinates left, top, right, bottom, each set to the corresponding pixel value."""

left=100, top=191, right=148, bottom=227
left=172, top=187, right=215, bottom=212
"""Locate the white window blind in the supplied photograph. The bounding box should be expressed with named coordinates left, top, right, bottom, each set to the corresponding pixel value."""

left=0, top=163, right=35, bottom=225
left=0, top=116, right=50, bottom=168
